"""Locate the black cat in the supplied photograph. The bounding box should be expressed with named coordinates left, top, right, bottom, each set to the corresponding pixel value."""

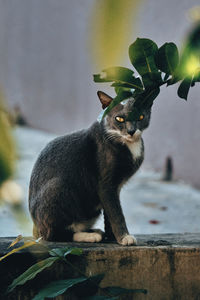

left=29, top=91, right=151, bottom=245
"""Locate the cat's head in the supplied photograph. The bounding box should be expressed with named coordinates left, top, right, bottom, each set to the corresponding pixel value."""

left=97, top=91, right=151, bottom=143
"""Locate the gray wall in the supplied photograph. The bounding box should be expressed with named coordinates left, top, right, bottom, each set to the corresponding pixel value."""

left=1, top=0, right=200, bottom=187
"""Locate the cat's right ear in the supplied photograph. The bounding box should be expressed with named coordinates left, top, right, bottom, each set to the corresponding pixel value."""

left=97, top=91, right=113, bottom=109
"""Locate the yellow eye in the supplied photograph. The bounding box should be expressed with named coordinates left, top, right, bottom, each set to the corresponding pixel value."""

left=139, top=115, right=144, bottom=120
left=115, top=116, right=125, bottom=123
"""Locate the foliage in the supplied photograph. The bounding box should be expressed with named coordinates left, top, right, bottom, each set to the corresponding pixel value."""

left=0, top=236, right=147, bottom=299
left=0, top=94, right=15, bottom=186
left=94, top=23, right=200, bottom=121
left=90, top=0, right=141, bottom=68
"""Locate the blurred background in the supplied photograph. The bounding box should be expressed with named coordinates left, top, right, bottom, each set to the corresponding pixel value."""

left=0, top=0, right=200, bottom=237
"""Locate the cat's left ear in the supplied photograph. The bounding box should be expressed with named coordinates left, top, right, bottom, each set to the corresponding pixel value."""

left=97, top=91, right=113, bottom=109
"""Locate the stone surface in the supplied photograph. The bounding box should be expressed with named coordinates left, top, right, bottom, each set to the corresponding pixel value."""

left=0, top=233, right=200, bottom=299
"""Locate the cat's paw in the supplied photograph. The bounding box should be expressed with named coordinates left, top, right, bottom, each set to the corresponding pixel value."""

left=120, top=234, right=137, bottom=246
left=73, top=232, right=103, bottom=243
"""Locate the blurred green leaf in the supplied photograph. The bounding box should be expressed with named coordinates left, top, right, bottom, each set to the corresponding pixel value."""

left=32, top=277, right=87, bottom=300
left=0, top=241, right=37, bottom=263
left=0, top=99, right=15, bottom=185
left=49, top=247, right=82, bottom=258
left=129, top=38, right=158, bottom=76
left=7, top=257, right=59, bottom=293
left=90, top=0, right=141, bottom=67
left=177, top=76, right=193, bottom=100
left=155, top=42, right=179, bottom=75
left=192, top=68, right=200, bottom=84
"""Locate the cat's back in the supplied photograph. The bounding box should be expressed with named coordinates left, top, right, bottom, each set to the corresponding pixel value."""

left=30, top=123, right=100, bottom=188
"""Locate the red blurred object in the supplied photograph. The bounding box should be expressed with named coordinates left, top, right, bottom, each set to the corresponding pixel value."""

left=149, top=220, right=160, bottom=224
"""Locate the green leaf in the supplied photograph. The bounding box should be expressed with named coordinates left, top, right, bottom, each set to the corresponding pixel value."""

left=93, top=67, right=134, bottom=82
left=127, top=87, right=160, bottom=121
left=177, top=76, right=193, bottom=100
left=84, top=296, right=117, bottom=300
left=141, top=72, right=163, bottom=88
left=0, top=97, right=15, bottom=185
left=164, top=73, right=170, bottom=81
left=74, top=274, right=105, bottom=298
left=135, top=87, right=160, bottom=109
left=127, top=107, right=141, bottom=121
left=129, top=38, right=158, bottom=76
left=7, top=257, right=59, bottom=293
left=32, top=277, right=87, bottom=300
left=111, top=76, right=143, bottom=90
left=49, top=247, right=82, bottom=258
left=102, top=286, right=148, bottom=296
left=94, top=67, right=143, bottom=91
left=102, top=91, right=132, bottom=119
left=155, top=42, right=179, bottom=75
left=192, top=68, right=200, bottom=83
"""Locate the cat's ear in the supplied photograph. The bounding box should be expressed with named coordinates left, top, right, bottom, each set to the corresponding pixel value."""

left=97, top=91, right=113, bottom=109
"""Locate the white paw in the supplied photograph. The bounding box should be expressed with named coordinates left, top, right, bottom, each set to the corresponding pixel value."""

left=120, top=234, right=137, bottom=246
left=73, top=232, right=103, bottom=243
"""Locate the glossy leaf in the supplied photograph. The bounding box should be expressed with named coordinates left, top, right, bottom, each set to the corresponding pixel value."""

left=94, top=67, right=143, bottom=91
left=155, top=42, right=179, bottom=74
left=49, top=247, right=82, bottom=258
left=177, top=76, right=193, bottom=100
left=32, top=277, right=87, bottom=300
left=129, top=38, right=158, bottom=76
left=7, top=257, right=59, bottom=293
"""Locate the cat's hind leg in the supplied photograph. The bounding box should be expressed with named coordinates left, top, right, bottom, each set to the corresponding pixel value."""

left=69, top=219, right=104, bottom=243
left=73, top=231, right=103, bottom=243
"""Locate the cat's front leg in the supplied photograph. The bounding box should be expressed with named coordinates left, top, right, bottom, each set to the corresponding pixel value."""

left=99, top=188, right=137, bottom=246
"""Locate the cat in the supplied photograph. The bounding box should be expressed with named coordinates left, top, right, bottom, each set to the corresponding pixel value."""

left=28, top=91, right=151, bottom=246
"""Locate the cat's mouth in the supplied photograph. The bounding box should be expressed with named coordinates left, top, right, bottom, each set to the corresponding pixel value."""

left=124, top=130, right=142, bottom=143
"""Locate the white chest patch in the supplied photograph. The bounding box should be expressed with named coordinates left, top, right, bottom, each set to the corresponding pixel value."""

left=126, top=138, right=142, bottom=159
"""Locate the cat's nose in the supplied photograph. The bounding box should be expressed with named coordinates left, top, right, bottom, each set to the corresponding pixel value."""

left=127, top=129, right=136, bottom=136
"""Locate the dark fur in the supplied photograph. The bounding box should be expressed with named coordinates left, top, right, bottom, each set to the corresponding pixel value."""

left=29, top=94, right=151, bottom=243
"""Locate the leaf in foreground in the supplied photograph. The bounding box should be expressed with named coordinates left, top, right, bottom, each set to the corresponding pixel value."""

left=84, top=296, right=117, bottom=300
left=102, top=286, right=148, bottom=296
left=49, top=247, right=82, bottom=258
left=177, top=76, right=193, bottom=100
left=129, top=38, right=158, bottom=76
left=7, top=256, right=59, bottom=293
left=155, top=42, right=179, bottom=75
left=32, top=277, right=87, bottom=300
left=8, top=235, right=23, bottom=248
left=0, top=240, right=37, bottom=262
left=102, top=91, right=132, bottom=119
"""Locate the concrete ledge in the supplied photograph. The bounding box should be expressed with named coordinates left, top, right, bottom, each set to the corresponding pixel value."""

left=0, top=233, right=200, bottom=299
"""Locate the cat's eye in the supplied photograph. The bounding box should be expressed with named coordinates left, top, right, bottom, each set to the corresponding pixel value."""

left=139, top=115, right=144, bottom=120
left=115, top=116, right=125, bottom=123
